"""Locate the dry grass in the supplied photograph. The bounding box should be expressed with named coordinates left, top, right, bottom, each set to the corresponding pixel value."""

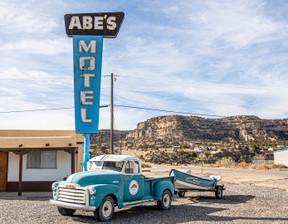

left=204, top=161, right=287, bottom=170
left=236, top=162, right=249, bottom=169
left=236, top=163, right=288, bottom=170
left=255, top=164, right=270, bottom=170
left=277, top=163, right=288, bottom=168
left=142, top=163, right=152, bottom=168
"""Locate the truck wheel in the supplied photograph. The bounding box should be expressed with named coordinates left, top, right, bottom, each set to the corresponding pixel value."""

left=94, top=196, right=115, bottom=222
left=57, top=207, right=76, bottom=216
left=215, top=186, right=223, bottom=199
left=157, top=190, right=172, bottom=210
left=178, top=191, right=185, bottom=197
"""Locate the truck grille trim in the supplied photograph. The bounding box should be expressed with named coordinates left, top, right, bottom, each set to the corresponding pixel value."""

left=57, top=187, right=88, bottom=206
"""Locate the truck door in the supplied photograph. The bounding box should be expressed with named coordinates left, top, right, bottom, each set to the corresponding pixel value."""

left=123, top=160, right=144, bottom=201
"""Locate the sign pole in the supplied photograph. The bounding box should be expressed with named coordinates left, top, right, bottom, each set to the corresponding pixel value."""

left=201, top=160, right=203, bottom=174
left=83, top=133, right=90, bottom=171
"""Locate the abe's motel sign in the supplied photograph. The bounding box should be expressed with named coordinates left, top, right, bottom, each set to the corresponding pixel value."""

left=65, top=12, right=124, bottom=133
left=65, top=12, right=124, bottom=37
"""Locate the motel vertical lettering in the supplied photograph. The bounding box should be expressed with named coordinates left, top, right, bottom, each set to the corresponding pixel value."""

left=73, top=36, right=103, bottom=133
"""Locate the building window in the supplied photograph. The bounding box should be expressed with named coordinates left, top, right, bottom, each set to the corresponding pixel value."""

left=27, top=151, right=57, bottom=169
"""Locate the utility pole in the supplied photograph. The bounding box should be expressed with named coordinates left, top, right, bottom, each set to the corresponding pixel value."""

left=104, top=73, right=119, bottom=154
left=110, top=73, right=114, bottom=154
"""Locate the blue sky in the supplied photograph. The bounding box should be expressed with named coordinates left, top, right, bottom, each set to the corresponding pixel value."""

left=1, top=0, right=288, bottom=130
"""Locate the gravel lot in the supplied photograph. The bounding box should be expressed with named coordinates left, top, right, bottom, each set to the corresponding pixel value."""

left=0, top=183, right=288, bottom=224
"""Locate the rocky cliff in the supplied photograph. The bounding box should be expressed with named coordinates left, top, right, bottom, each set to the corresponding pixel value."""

left=125, top=115, right=288, bottom=142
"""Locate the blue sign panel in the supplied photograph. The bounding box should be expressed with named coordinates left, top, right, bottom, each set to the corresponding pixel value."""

left=73, top=35, right=103, bottom=133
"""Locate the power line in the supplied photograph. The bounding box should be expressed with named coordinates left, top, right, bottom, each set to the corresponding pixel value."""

left=1, top=76, right=73, bottom=81
left=1, top=103, right=286, bottom=122
left=114, top=86, right=259, bottom=109
left=114, top=104, right=226, bottom=118
left=0, top=103, right=225, bottom=118
left=0, top=107, right=74, bottom=114
left=119, top=75, right=288, bottom=92
left=0, top=86, right=110, bottom=97
left=0, top=105, right=109, bottom=114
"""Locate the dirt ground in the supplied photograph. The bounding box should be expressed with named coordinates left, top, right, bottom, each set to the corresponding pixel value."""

left=1, top=164, right=288, bottom=223
left=146, top=164, right=288, bottom=192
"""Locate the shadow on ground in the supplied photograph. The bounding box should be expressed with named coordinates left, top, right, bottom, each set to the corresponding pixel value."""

left=67, top=194, right=288, bottom=223
left=186, top=194, right=255, bottom=205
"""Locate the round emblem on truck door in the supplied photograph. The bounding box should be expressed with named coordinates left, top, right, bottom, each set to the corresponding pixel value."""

left=129, top=180, right=139, bottom=195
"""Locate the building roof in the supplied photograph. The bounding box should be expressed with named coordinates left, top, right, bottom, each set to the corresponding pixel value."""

left=0, top=136, right=79, bottom=148
left=274, top=148, right=288, bottom=153
left=0, top=130, right=84, bottom=150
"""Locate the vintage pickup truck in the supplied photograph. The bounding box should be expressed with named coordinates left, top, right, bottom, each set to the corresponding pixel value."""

left=50, top=155, right=175, bottom=222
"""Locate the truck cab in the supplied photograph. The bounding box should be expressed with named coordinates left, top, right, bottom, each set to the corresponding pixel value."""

left=50, top=155, right=174, bottom=222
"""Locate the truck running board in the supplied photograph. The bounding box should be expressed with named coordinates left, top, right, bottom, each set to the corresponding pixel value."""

left=123, top=199, right=155, bottom=208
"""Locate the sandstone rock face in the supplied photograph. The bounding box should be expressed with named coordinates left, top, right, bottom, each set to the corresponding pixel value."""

left=125, top=115, right=288, bottom=142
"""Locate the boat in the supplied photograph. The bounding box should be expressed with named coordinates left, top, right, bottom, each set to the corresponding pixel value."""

left=169, top=169, right=224, bottom=198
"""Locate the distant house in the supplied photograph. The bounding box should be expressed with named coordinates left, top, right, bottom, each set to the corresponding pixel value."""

left=252, top=154, right=274, bottom=165
left=274, top=149, right=288, bottom=167
left=194, top=147, right=203, bottom=152
left=0, top=130, right=84, bottom=195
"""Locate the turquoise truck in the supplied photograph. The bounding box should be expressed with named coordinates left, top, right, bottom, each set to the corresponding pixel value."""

left=50, top=155, right=175, bottom=222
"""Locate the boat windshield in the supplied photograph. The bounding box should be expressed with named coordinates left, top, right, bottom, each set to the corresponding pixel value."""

left=88, top=160, right=124, bottom=172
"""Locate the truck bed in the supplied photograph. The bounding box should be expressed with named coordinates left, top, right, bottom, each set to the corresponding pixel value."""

left=143, top=176, right=174, bottom=196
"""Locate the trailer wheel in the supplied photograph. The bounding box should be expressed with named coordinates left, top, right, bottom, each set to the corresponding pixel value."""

left=157, top=190, right=172, bottom=210
left=215, top=186, right=223, bottom=199
left=94, top=196, right=115, bottom=222
left=57, top=207, right=76, bottom=216
left=178, top=191, right=185, bottom=197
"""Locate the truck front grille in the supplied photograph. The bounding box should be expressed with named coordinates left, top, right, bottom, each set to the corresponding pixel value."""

left=56, top=187, right=88, bottom=205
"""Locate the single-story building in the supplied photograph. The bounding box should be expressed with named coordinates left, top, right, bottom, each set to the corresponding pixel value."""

left=274, top=149, right=288, bottom=167
left=0, top=130, right=84, bottom=195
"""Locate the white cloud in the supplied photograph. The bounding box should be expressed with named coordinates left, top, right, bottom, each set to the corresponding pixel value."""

left=0, top=110, right=74, bottom=130
left=0, top=0, right=64, bottom=36
left=0, top=38, right=72, bottom=55
left=1, top=0, right=288, bottom=131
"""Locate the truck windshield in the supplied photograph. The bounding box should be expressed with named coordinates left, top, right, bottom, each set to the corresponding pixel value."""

left=88, top=161, right=124, bottom=172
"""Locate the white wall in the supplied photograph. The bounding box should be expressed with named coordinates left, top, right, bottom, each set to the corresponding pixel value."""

left=274, top=150, right=288, bottom=167
left=8, top=151, right=72, bottom=181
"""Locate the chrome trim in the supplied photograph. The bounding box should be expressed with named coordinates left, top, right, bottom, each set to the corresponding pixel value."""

left=50, top=199, right=96, bottom=211
left=123, top=199, right=155, bottom=208
left=56, top=186, right=89, bottom=206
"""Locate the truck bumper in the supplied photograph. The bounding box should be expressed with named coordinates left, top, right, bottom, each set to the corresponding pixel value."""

left=49, top=199, right=96, bottom=211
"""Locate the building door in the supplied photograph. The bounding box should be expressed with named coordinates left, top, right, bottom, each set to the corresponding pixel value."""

left=0, top=152, right=8, bottom=192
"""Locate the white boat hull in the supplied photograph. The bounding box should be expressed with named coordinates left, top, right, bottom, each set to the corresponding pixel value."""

left=175, top=178, right=215, bottom=191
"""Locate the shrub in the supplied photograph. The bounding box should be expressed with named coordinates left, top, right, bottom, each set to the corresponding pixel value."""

left=237, top=161, right=249, bottom=169
left=276, top=163, right=288, bottom=168
left=220, top=157, right=236, bottom=167
left=142, top=163, right=152, bottom=168
left=255, top=164, right=269, bottom=170
left=247, top=164, right=257, bottom=169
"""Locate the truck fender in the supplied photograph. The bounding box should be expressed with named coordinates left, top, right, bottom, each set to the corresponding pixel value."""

left=153, top=181, right=175, bottom=201
left=90, top=184, right=123, bottom=209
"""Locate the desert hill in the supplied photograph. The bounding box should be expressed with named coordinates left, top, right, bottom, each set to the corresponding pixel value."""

left=91, top=115, right=288, bottom=144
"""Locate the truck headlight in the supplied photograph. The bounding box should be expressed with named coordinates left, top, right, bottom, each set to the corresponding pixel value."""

left=89, top=187, right=96, bottom=195
left=52, top=183, right=57, bottom=191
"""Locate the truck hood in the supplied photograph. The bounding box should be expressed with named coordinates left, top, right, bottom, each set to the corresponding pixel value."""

left=65, top=170, right=121, bottom=187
